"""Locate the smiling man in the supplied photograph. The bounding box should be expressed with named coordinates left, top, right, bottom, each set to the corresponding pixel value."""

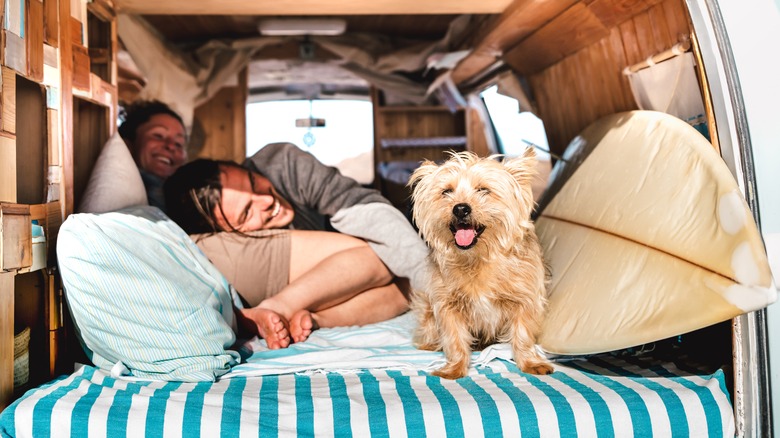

left=163, top=142, right=430, bottom=346
left=164, top=143, right=428, bottom=292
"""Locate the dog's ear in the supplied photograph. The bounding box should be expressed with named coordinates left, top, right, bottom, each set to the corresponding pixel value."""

left=502, top=148, right=538, bottom=186
left=407, top=160, right=438, bottom=189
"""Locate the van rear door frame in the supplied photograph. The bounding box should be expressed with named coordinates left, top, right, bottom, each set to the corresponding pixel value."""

left=686, top=0, right=780, bottom=436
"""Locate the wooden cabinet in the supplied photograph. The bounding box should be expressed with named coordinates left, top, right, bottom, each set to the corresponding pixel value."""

left=0, top=0, right=118, bottom=410
left=371, top=88, right=468, bottom=214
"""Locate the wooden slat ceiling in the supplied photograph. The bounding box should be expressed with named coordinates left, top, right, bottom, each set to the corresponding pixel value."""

left=122, top=0, right=677, bottom=98
left=113, top=0, right=514, bottom=15
left=142, top=14, right=465, bottom=44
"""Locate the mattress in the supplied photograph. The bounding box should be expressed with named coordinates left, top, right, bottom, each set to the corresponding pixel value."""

left=0, top=314, right=734, bottom=437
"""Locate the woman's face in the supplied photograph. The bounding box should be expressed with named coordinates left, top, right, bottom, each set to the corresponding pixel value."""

left=131, top=113, right=187, bottom=179
left=216, top=165, right=295, bottom=232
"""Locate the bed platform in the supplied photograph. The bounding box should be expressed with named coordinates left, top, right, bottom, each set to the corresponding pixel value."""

left=1, top=109, right=757, bottom=438
left=1, top=314, right=734, bottom=437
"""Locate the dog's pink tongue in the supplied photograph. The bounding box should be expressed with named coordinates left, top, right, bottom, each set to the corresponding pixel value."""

left=455, top=228, right=477, bottom=246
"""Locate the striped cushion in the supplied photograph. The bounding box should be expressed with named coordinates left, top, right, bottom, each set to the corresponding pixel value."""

left=0, top=355, right=734, bottom=437
left=57, top=206, right=240, bottom=381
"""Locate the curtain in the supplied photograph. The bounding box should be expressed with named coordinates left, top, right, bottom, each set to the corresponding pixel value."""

left=625, top=52, right=709, bottom=140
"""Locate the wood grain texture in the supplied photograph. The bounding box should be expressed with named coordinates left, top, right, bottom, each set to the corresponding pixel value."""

left=503, top=3, right=610, bottom=76
left=43, top=0, right=59, bottom=47
left=26, top=0, right=45, bottom=82
left=3, top=31, right=27, bottom=76
left=60, top=0, right=76, bottom=216
left=0, top=135, right=15, bottom=202
left=114, top=0, right=513, bottom=15
left=451, top=0, right=576, bottom=85
left=2, top=68, right=16, bottom=135
left=526, top=0, right=691, bottom=155
left=47, top=109, right=59, bottom=166
left=71, top=44, right=90, bottom=92
left=192, top=68, right=248, bottom=162
left=0, top=203, right=32, bottom=271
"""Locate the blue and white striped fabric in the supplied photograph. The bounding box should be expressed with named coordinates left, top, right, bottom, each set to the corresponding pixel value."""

left=56, top=206, right=240, bottom=382
left=228, top=313, right=537, bottom=377
left=0, top=355, right=733, bottom=437
left=1, top=312, right=734, bottom=437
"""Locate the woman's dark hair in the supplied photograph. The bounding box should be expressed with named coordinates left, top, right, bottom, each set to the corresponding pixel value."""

left=118, top=100, right=185, bottom=143
left=164, top=159, right=242, bottom=234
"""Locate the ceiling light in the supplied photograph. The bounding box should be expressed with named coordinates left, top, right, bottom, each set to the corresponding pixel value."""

left=258, top=18, right=347, bottom=36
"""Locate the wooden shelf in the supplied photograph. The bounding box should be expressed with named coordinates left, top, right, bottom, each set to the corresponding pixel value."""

left=380, top=136, right=467, bottom=149
left=371, top=87, right=470, bottom=213
left=0, top=202, right=60, bottom=274
left=378, top=105, right=461, bottom=113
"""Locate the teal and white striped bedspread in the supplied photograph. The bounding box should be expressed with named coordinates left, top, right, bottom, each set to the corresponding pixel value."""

left=0, top=314, right=734, bottom=437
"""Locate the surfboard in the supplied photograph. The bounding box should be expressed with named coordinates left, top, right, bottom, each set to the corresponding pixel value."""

left=534, top=111, right=776, bottom=355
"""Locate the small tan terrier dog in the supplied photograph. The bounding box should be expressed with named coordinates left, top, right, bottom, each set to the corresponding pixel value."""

left=408, top=149, right=553, bottom=379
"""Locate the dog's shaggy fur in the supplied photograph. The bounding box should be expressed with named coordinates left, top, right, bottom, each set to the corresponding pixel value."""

left=408, top=150, right=553, bottom=379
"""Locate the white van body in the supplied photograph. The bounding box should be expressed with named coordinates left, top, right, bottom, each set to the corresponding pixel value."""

left=689, top=1, right=780, bottom=435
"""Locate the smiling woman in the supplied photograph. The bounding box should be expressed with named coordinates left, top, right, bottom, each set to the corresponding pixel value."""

left=118, top=100, right=188, bottom=209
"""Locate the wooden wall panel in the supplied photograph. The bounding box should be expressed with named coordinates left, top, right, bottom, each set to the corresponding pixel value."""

left=0, top=136, right=15, bottom=202
left=504, top=3, right=609, bottom=76
left=618, top=19, right=642, bottom=65
left=2, top=68, right=16, bottom=134
left=47, top=109, right=60, bottom=166
left=26, top=0, right=45, bottom=82
left=0, top=204, right=32, bottom=271
left=43, top=0, right=59, bottom=47
left=3, top=31, right=26, bottom=75
left=451, top=0, right=577, bottom=85
left=465, top=99, right=493, bottom=157
left=503, top=0, right=667, bottom=76
left=192, top=68, right=248, bottom=162
left=71, top=44, right=90, bottom=91
left=647, top=3, right=672, bottom=50
left=527, top=0, right=692, bottom=155
left=662, top=0, right=689, bottom=40
left=60, top=0, right=74, bottom=216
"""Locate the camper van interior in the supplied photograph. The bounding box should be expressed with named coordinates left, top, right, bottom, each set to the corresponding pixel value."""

left=1, top=0, right=777, bottom=436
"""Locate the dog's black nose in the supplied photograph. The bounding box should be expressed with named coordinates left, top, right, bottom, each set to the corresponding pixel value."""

left=453, top=203, right=471, bottom=219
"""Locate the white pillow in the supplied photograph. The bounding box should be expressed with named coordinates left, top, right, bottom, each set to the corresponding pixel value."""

left=57, top=206, right=240, bottom=381
left=77, top=132, right=148, bottom=213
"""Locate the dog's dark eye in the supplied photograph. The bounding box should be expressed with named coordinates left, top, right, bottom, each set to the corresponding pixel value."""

left=477, top=187, right=491, bottom=195
left=442, top=188, right=453, bottom=196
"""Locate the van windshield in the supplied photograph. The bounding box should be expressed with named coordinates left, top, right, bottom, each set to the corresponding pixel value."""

left=246, top=99, right=374, bottom=184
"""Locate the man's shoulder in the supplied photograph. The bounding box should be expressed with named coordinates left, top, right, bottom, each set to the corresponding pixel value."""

left=248, top=142, right=301, bottom=160
left=246, top=143, right=315, bottom=169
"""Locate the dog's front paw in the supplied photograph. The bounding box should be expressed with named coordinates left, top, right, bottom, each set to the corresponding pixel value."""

left=433, top=361, right=469, bottom=380
left=520, top=359, right=554, bottom=375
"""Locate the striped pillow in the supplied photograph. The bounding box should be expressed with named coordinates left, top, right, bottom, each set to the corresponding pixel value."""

left=57, top=206, right=240, bottom=381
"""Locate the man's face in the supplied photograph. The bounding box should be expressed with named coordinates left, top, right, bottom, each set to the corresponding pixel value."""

left=216, top=165, right=295, bottom=231
left=131, top=114, right=187, bottom=179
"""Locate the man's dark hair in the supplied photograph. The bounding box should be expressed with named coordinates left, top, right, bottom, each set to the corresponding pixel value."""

left=118, top=100, right=185, bottom=143
left=164, top=158, right=242, bottom=235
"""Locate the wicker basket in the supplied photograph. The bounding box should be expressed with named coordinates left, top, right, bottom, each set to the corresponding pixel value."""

left=13, top=326, right=30, bottom=389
